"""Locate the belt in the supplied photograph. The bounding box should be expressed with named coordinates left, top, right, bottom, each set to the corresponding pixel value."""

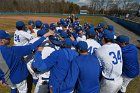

left=42, top=77, right=49, bottom=80
left=41, top=78, right=49, bottom=85
left=104, top=77, right=114, bottom=81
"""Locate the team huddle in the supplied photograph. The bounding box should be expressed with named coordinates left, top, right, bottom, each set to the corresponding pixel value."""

left=0, top=16, right=139, bottom=93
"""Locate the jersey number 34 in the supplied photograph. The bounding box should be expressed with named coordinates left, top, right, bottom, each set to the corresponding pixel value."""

left=109, top=50, right=122, bottom=65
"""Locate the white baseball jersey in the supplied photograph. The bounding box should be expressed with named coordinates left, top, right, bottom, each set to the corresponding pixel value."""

left=96, top=43, right=123, bottom=79
left=34, top=44, right=60, bottom=93
left=56, top=27, right=63, bottom=31
left=86, top=39, right=101, bottom=55
left=76, top=35, right=86, bottom=42
left=14, top=30, right=33, bottom=46
left=26, top=37, right=49, bottom=79
left=33, top=28, right=40, bottom=34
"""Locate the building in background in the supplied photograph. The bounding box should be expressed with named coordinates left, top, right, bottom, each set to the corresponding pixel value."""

left=80, top=10, right=89, bottom=14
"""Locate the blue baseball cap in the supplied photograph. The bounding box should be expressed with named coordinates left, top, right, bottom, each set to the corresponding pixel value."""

left=58, top=29, right=63, bottom=33
left=49, top=35, right=62, bottom=46
left=16, top=21, right=25, bottom=28
left=116, top=35, right=129, bottom=43
left=77, top=41, right=88, bottom=51
left=60, top=18, right=65, bottom=22
left=28, top=20, right=34, bottom=25
left=60, top=31, right=68, bottom=38
left=84, top=22, right=89, bottom=27
left=50, top=23, right=56, bottom=30
left=76, top=26, right=82, bottom=33
left=62, top=21, right=68, bottom=27
left=73, top=21, right=80, bottom=27
left=97, top=22, right=105, bottom=29
left=37, top=29, right=47, bottom=37
left=107, top=25, right=114, bottom=31
left=0, top=30, right=11, bottom=39
left=35, top=20, right=43, bottom=27
left=43, top=23, right=49, bottom=30
left=63, top=38, right=72, bottom=47
left=57, top=21, right=61, bottom=25
left=87, top=28, right=96, bottom=36
left=65, top=19, right=70, bottom=23
left=103, top=29, right=114, bottom=40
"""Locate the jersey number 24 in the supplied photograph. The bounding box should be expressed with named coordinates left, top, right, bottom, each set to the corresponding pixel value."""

left=14, top=34, right=20, bottom=42
left=109, top=50, right=122, bottom=65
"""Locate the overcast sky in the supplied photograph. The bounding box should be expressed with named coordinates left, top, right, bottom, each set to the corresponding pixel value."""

left=68, top=0, right=140, bottom=6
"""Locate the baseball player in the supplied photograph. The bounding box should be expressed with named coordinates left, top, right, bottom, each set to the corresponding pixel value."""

left=95, top=29, right=123, bottom=93
left=33, top=35, right=61, bottom=93
left=33, top=20, right=43, bottom=36
left=25, top=29, right=50, bottom=87
left=96, top=22, right=106, bottom=45
left=76, top=26, right=86, bottom=42
left=27, top=20, right=35, bottom=34
left=62, top=21, right=68, bottom=32
left=0, top=30, right=53, bottom=93
left=42, top=23, right=50, bottom=31
left=63, top=41, right=101, bottom=93
left=74, top=15, right=79, bottom=22
left=107, top=25, right=116, bottom=39
left=86, top=28, right=101, bottom=55
left=116, top=35, right=139, bottom=93
left=32, top=38, right=78, bottom=93
left=14, top=21, right=33, bottom=46
left=83, top=22, right=90, bottom=32
left=56, top=21, right=63, bottom=31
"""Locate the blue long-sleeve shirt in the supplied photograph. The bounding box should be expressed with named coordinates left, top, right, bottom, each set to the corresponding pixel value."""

left=121, top=44, right=139, bottom=78
left=63, top=54, right=101, bottom=93
left=32, top=48, right=78, bottom=93
left=0, top=37, right=46, bottom=85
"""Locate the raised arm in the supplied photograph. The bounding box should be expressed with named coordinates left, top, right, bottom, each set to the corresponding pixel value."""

left=12, top=31, right=54, bottom=57
left=32, top=50, right=58, bottom=72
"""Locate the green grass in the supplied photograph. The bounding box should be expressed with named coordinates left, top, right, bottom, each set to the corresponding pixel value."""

left=0, top=18, right=17, bottom=30
left=126, top=75, right=140, bottom=93
left=79, top=16, right=107, bottom=27
left=0, top=15, right=139, bottom=93
left=0, top=18, right=27, bottom=31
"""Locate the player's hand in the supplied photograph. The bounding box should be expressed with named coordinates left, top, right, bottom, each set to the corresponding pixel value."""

left=59, top=36, right=64, bottom=41
left=37, top=47, right=44, bottom=51
left=28, top=25, right=35, bottom=33
left=28, top=25, right=33, bottom=30
left=70, top=34, right=75, bottom=41
left=0, top=80, right=7, bottom=87
left=43, top=31, right=54, bottom=37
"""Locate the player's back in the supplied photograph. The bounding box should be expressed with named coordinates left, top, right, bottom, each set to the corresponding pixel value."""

left=96, top=43, right=123, bottom=79
left=86, top=39, right=101, bottom=55
left=75, top=54, right=101, bottom=93
left=14, top=30, right=33, bottom=46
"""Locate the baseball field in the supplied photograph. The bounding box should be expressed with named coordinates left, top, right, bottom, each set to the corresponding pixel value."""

left=0, top=15, right=139, bottom=93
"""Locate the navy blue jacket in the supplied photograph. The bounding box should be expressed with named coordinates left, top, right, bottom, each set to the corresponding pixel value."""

left=0, top=37, right=46, bottom=84
left=122, top=44, right=139, bottom=78
left=32, top=48, right=78, bottom=93
left=62, top=54, right=101, bottom=93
